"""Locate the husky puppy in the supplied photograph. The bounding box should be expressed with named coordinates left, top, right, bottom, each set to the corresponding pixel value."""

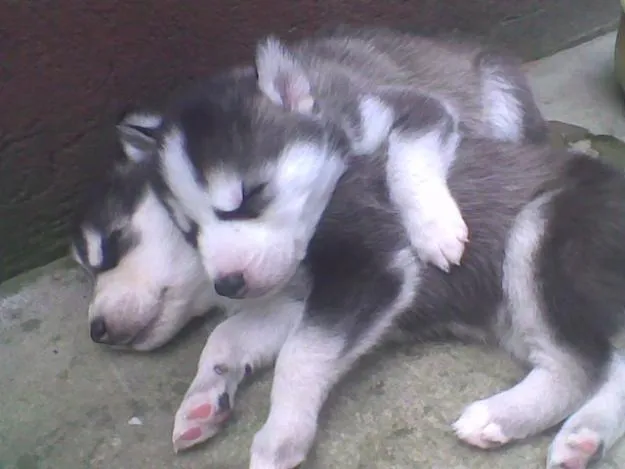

left=252, top=26, right=547, bottom=274
left=154, top=28, right=548, bottom=302
left=72, top=110, right=313, bottom=440
left=111, top=60, right=625, bottom=469
left=70, top=112, right=221, bottom=351
left=75, top=104, right=625, bottom=469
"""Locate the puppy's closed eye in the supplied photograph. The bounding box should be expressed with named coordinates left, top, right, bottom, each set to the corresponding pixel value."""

left=215, top=183, right=268, bottom=221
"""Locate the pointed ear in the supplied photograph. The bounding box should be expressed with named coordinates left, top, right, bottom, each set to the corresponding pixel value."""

left=255, top=36, right=315, bottom=114
left=116, top=110, right=162, bottom=163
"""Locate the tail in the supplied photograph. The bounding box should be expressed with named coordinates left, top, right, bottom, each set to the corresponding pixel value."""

left=476, top=50, right=548, bottom=144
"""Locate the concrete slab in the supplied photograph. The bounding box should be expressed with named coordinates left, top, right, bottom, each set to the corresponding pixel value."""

left=0, top=260, right=568, bottom=469
left=3, top=32, right=625, bottom=469
left=525, top=32, right=625, bottom=141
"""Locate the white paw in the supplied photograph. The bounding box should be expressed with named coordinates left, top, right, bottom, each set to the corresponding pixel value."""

left=249, top=417, right=316, bottom=469
left=547, top=427, right=603, bottom=469
left=409, top=198, right=469, bottom=272
left=453, top=401, right=510, bottom=449
left=172, top=387, right=233, bottom=452
left=172, top=362, right=249, bottom=452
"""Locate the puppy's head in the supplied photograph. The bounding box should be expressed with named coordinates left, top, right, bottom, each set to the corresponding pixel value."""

left=155, top=63, right=348, bottom=300
left=70, top=111, right=218, bottom=351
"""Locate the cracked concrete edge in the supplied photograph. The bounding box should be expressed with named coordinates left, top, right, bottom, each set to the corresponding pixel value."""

left=548, top=120, right=625, bottom=171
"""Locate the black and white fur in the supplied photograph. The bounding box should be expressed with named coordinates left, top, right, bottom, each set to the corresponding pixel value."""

left=171, top=133, right=625, bottom=469
left=74, top=108, right=625, bottom=469
left=70, top=112, right=220, bottom=351
left=253, top=26, right=546, bottom=274
left=155, top=27, right=547, bottom=301
left=70, top=32, right=625, bottom=469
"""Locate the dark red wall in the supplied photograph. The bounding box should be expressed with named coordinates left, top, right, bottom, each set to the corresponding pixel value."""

left=0, top=0, right=619, bottom=281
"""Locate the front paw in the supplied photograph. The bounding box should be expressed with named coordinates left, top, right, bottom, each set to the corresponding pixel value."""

left=409, top=199, right=469, bottom=272
left=249, top=417, right=316, bottom=469
left=547, top=427, right=604, bottom=469
left=172, top=387, right=233, bottom=452
left=453, top=400, right=511, bottom=449
left=172, top=362, right=250, bottom=452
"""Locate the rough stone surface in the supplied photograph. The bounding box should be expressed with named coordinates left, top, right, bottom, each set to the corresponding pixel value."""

left=525, top=32, right=625, bottom=142
left=0, top=0, right=621, bottom=282
left=548, top=120, right=592, bottom=145
left=3, top=256, right=625, bottom=469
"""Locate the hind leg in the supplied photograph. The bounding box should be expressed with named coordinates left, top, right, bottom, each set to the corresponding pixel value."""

left=454, top=359, right=594, bottom=449
left=547, top=351, right=625, bottom=469
left=455, top=193, right=600, bottom=448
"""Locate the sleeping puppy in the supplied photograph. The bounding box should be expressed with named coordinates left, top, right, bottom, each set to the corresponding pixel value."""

left=252, top=25, right=547, bottom=273
left=165, top=126, right=625, bottom=469
left=147, top=27, right=548, bottom=303
left=77, top=76, right=625, bottom=469
left=69, top=112, right=220, bottom=352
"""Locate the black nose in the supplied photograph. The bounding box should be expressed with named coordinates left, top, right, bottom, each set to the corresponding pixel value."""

left=90, top=317, right=108, bottom=343
left=214, top=273, right=246, bottom=298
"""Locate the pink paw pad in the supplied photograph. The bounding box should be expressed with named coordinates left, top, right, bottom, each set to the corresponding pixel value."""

left=172, top=392, right=233, bottom=453
left=179, top=426, right=203, bottom=442
left=186, top=403, right=213, bottom=420
left=567, top=431, right=600, bottom=456
left=550, top=428, right=603, bottom=469
left=173, top=426, right=209, bottom=453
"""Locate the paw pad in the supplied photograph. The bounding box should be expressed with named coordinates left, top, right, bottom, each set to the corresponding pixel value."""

left=186, top=402, right=213, bottom=419
left=566, top=429, right=601, bottom=456
left=172, top=392, right=233, bottom=453
left=548, top=427, right=603, bottom=469
left=179, top=426, right=203, bottom=442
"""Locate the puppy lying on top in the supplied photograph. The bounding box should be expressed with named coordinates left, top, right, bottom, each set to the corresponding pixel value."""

left=142, top=26, right=546, bottom=303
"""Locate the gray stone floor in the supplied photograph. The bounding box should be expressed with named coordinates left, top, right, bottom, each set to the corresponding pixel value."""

left=2, top=32, right=625, bottom=469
